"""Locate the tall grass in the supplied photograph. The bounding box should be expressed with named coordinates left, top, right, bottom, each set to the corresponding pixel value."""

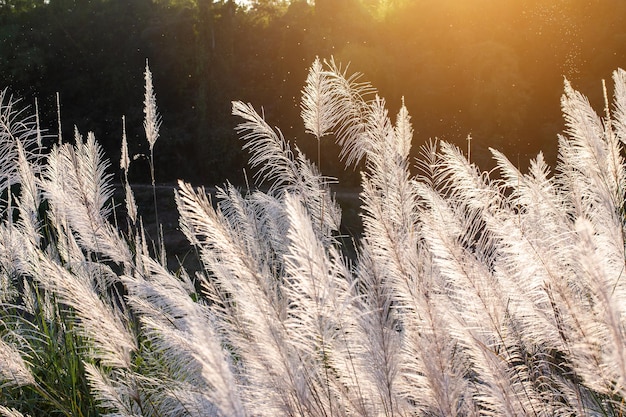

left=0, top=58, right=625, bottom=416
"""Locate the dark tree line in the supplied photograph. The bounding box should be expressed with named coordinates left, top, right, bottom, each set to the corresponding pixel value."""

left=2, top=0, right=626, bottom=185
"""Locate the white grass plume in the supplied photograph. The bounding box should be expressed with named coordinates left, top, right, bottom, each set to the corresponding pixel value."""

left=351, top=248, right=406, bottom=416
left=22, top=238, right=136, bottom=369
left=343, top=90, right=469, bottom=415
left=301, top=56, right=338, bottom=140
left=120, top=116, right=137, bottom=225
left=84, top=363, right=143, bottom=417
left=232, top=100, right=341, bottom=240
left=43, top=129, right=131, bottom=264
left=570, top=218, right=626, bottom=399
left=176, top=180, right=301, bottom=415
left=0, top=88, right=42, bottom=194
left=323, top=58, right=376, bottom=167
left=0, top=406, right=29, bottom=417
left=282, top=193, right=361, bottom=415
left=217, top=183, right=289, bottom=259
left=0, top=337, right=35, bottom=389
left=15, top=140, right=41, bottom=247
left=143, top=61, right=161, bottom=152
left=232, top=100, right=298, bottom=192
left=124, top=255, right=245, bottom=417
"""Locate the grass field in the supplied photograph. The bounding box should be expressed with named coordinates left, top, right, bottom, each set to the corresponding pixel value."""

left=1, top=59, right=626, bottom=416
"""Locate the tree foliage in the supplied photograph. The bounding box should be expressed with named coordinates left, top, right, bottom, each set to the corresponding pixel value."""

left=1, top=0, right=626, bottom=184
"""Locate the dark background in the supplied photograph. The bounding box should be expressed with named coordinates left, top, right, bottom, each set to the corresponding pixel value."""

left=2, top=0, right=625, bottom=186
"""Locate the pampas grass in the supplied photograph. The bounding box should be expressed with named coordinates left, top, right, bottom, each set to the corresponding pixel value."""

left=0, top=59, right=625, bottom=416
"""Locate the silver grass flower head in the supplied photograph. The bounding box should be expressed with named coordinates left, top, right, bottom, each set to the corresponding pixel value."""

left=301, top=57, right=337, bottom=140
left=0, top=339, right=35, bottom=388
left=84, top=363, right=139, bottom=414
left=0, top=89, right=42, bottom=192
left=125, top=182, right=138, bottom=224
left=612, top=68, right=626, bottom=144
left=0, top=406, right=28, bottom=417
left=120, top=115, right=130, bottom=172
left=143, top=60, right=161, bottom=151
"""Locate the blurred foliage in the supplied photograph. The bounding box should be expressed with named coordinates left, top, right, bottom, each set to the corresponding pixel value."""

left=1, top=0, right=626, bottom=185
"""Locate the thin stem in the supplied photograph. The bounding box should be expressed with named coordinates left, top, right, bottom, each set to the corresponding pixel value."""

left=317, top=137, right=326, bottom=234
left=149, top=150, right=163, bottom=263
left=56, top=92, right=62, bottom=145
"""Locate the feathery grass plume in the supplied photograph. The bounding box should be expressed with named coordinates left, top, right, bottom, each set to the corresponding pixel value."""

left=433, top=142, right=502, bottom=216
left=217, top=183, right=289, bottom=260
left=232, top=101, right=298, bottom=192
left=45, top=198, right=89, bottom=270
left=559, top=78, right=626, bottom=231
left=560, top=89, right=626, bottom=275
left=143, top=61, right=164, bottom=261
left=301, top=56, right=339, bottom=177
left=19, top=231, right=136, bottom=369
left=343, top=88, right=469, bottom=414
left=0, top=337, right=35, bottom=389
left=121, top=116, right=130, bottom=174
left=0, top=88, right=42, bottom=195
left=299, top=65, right=471, bottom=414
left=43, top=129, right=132, bottom=265
left=176, top=181, right=299, bottom=415
left=488, top=149, right=576, bottom=353
left=55, top=92, right=62, bottom=144
left=571, top=218, right=626, bottom=400
left=417, top=183, right=536, bottom=415
left=370, top=164, right=468, bottom=415
left=180, top=180, right=351, bottom=415
left=424, top=144, right=594, bottom=414
left=20, top=277, right=54, bottom=323
left=351, top=247, right=406, bottom=416
left=143, top=61, right=161, bottom=152
left=0, top=263, right=16, bottom=304
left=613, top=68, right=626, bottom=149
left=551, top=75, right=626, bottom=406
left=84, top=363, right=144, bottom=417
left=0, top=223, right=25, bottom=303
left=232, top=101, right=341, bottom=240
left=301, top=56, right=337, bottom=141
left=363, top=98, right=418, bottom=235
left=281, top=193, right=362, bottom=415
left=292, top=149, right=342, bottom=238
left=177, top=180, right=356, bottom=416
left=0, top=408, right=27, bottom=417
left=357, top=99, right=420, bottom=291
left=0, top=406, right=29, bottom=417
left=123, top=181, right=138, bottom=228
left=323, top=57, right=376, bottom=167
left=124, top=255, right=245, bottom=417
left=34, top=98, right=41, bottom=149
left=354, top=97, right=418, bottom=290
left=121, top=116, right=138, bottom=225
left=300, top=57, right=375, bottom=237
left=14, top=140, right=41, bottom=248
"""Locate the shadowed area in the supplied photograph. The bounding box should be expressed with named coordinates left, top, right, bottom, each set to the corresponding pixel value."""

left=1, top=0, right=625, bottom=185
